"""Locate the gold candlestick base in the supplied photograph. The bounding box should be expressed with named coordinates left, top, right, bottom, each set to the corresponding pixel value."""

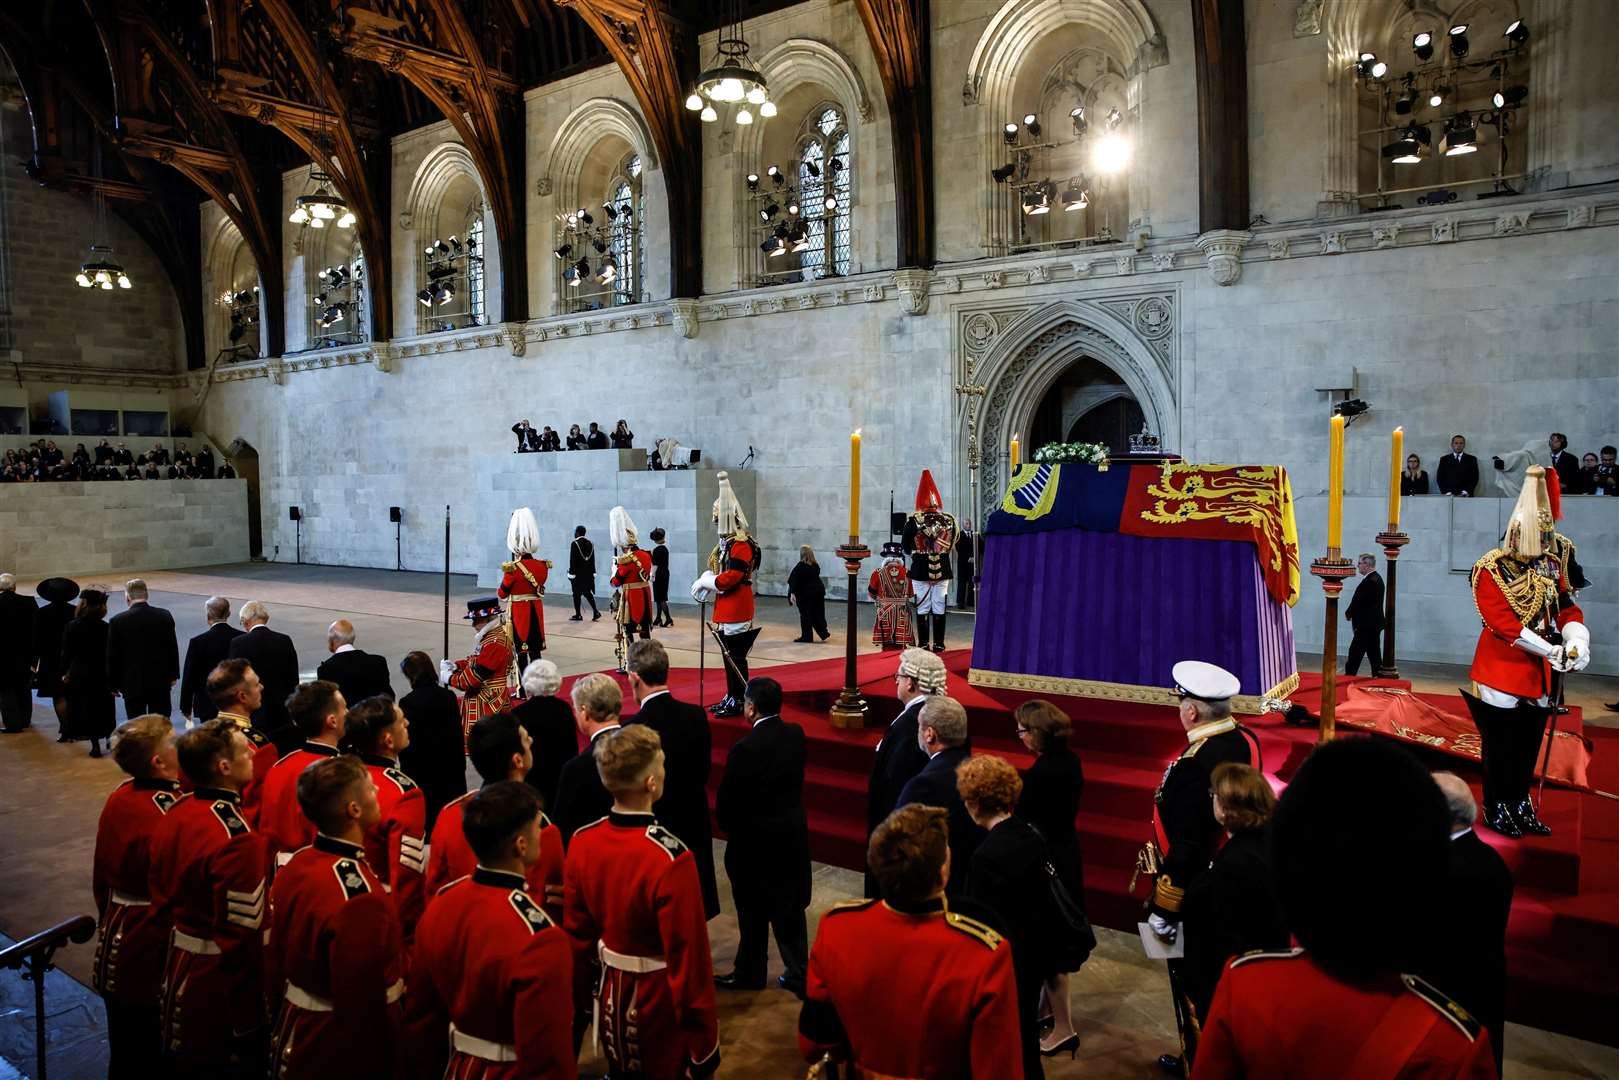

left=829, top=540, right=872, bottom=729
left=1310, top=555, right=1357, bottom=742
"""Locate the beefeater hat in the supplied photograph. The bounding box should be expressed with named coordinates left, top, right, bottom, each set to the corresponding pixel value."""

left=914, top=469, right=943, bottom=512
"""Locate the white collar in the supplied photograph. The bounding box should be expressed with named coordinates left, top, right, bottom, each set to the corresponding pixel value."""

left=905, top=693, right=929, bottom=710
left=474, top=620, right=503, bottom=644
left=752, top=713, right=779, bottom=728
left=640, top=689, right=670, bottom=705
left=333, top=643, right=356, bottom=654
left=590, top=723, right=622, bottom=743
left=1450, top=826, right=1473, bottom=841
left=248, top=623, right=269, bottom=632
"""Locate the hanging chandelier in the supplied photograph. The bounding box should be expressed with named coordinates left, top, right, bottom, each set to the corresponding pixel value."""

left=684, top=2, right=775, bottom=125
left=74, top=145, right=131, bottom=290
left=289, top=170, right=355, bottom=229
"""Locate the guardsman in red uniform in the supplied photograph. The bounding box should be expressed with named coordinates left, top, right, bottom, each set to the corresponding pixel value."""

left=902, top=469, right=959, bottom=652
left=867, top=541, right=916, bottom=650
left=93, top=716, right=183, bottom=1078
left=442, top=597, right=515, bottom=743
left=340, top=695, right=429, bottom=944
left=609, top=505, right=654, bottom=646
left=205, top=659, right=280, bottom=826
left=424, top=714, right=564, bottom=920
left=798, top=803, right=1021, bottom=1078
left=148, top=720, right=273, bottom=1075
left=266, top=755, right=405, bottom=1080
left=498, top=507, right=550, bottom=676
left=564, top=725, right=721, bottom=1080
left=691, top=471, right=760, bottom=718
left=256, top=681, right=345, bottom=865
left=1463, top=467, right=1590, bottom=837
left=1194, top=736, right=1495, bottom=1079
left=406, top=781, right=576, bottom=1079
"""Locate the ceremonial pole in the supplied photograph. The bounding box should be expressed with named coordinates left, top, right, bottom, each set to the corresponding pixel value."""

left=831, top=430, right=871, bottom=729
left=442, top=504, right=451, bottom=661
left=1378, top=427, right=1410, bottom=678
left=1310, top=414, right=1354, bottom=742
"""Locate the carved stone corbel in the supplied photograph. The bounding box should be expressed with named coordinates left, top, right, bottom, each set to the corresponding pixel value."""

left=371, top=344, right=395, bottom=373
left=1195, top=230, right=1252, bottom=286
left=670, top=298, right=700, bottom=340
left=500, top=323, right=528, bottom=358
left=894, top=268, right=931, bottom=316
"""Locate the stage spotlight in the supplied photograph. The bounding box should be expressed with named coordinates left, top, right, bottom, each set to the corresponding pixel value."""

left=1441, top=112, right=1478, bottom=156
left=1505, top=19, right=1528, bottom=45
left=436, top=282, right=455, bottom=306
left=1092, top=130, right=1132, bottom=173
left=746, top=173, right=760, bottom=191
left=1395, top=78, right=1418, bottom=115
left=1429, top=86, right=1447, bottom=108
left=579, top=209, right=594, bottom=226
left=823, top=195, right=837, bottom=211
left=563, top=263, right=581, bottom=286
left=991, top=163, right=1016, bottom=183
left=1060, top=183, right=1089, bottom=211
left=1003, top=122, right=1019, bottom=146
left=1021, top=184, right=1050, bottom=216
left=767, top=165, right=783, bottom=185
left=1492, top=85, right=1528, bottom=109
left=417, top=288, right=434, bottom=307
left=1070, top=106, right=1087, bottom=136
left=760, top=233, right=783, bottom=256
left=802, top=158, right=820, bottom=179
left=760, top=202, right=779, bottom=222
left=1382, top=125, right=1431, bottom=164
left=1448, top=24, right=1469, bottom=58
left=1356, top=52, right=1378, bottom=77
left=790, top=224, right=810, bottom=253
left=592, top=238, right=608, bottom=255
left=768, top=224, right=789, bottom=258
left=554, top=244, right=572, bottom=260
left=595, top=257, right=616, bottom=284
left=601, top=203, right=618, bottom=221
left=1023, top=113, right=1042, bottom=138
left=787, top=201, right=800, bottom=216
left=449, top=235, right=462, bottom=252
left=573, top=257, right=590, bottom=281
left=829, top=158, right=843, bottom=174
left=433, top=240, right=450, bottom=257
left=1412, top=31, right=1434, bottom=61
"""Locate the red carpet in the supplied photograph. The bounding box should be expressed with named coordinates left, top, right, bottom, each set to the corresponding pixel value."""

left=571, top=650, right=1619, bottom=1048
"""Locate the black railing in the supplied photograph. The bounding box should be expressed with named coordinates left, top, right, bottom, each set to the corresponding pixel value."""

left=0, top=915, right=97, bottom=1080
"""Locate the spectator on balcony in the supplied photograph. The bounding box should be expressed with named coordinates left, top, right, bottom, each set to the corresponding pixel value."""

left=610, top=420, right=634, bottom=449
left=538, top=425, right=562, bottom=452
left=1436, top=436, right=1479, bottom=497
left=511, top=419, right=540, bottom=453
left=1401, top=454, right=1430, bottom=495
left=565, top=424, right=587, bottom=451
left=586, top=422, right=610, bottom=450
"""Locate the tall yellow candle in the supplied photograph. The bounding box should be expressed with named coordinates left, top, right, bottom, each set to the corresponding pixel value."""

left=1327, top=414, right=1345, bottom=553
left=849, top=430, right=861, bottom=539
left=1010, top=434, right=1021, bottom=472
left=1388, top=426, right=1404, bottom=530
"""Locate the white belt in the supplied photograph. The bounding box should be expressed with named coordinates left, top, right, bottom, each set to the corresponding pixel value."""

left=172, top=930, right=221, bottom=956
left=275, top=851, right=294, bottom=868
left=450, top=1023, right=517, bottom=1062
left=599, top=943, right=667, bottom=973
left=110, top=890, right=151, bottom=907
left=286, top=978, right=404, bottom=1012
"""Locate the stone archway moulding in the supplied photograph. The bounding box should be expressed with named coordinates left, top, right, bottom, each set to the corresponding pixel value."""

left=955, top=293, right=1178, bottom=524
left=402, top=141, right=485, bottom=237
left=963, top=0, right=1165, bottom=106
left=733, top=37, right=875, bottom=170
left=544, top=97, right=658, bottom=213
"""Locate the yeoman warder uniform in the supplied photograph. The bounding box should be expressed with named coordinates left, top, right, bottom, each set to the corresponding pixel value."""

left=442, top=598, right=516, bottom=743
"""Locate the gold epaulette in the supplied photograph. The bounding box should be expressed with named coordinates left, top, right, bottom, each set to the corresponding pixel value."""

left=1401, top=974, right=1481, bottom=1042
left=1152, top=875, right=1185, bottom=914
left=944, top=910, right=1003, bottom=950
left=1229, top=947, right=1303, bottom=968
left=501, top=559, right=517, bottom=572
left=823, top=898, right=877, bottom=918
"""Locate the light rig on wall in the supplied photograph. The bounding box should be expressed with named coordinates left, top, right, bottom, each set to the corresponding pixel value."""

left=310, top=259, right=365, bottom=350
left=552, top=201, right=636, bottom=313
left=418, top=231, right=483, bottom=331
left=990, top=104, right=1133, bottom=253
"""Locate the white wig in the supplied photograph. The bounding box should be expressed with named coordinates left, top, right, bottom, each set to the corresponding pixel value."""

left=507, top=507, right=541, bottom=556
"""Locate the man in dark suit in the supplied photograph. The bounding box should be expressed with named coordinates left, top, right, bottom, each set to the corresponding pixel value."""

left=314, top=619, right=392, bottom=704
left=1343, top=553, right=1385, bottom=677
left=552, top=672, right=621, bottom=846
left=0, top=574, right=37, bottom=732
left=586, top=422, right=610, bottom=449
left=1436, top=435, right=1480, bottom=496
left=1428, top=772, right=1514, bottom=1076
left=226, top=599, right=300, bottom=737
left=178, top=595, right=242, bottom=724
left=626, top=639, right=719, bottom=918
left=896, top=696, right=980, bottom=901
left=510, top=419, right=541, bottom=453
left=106, top=578, right=179, bottom=717
left=1546, top=432, right=1581, bottom=496
left=568, top=525, right=600, bottom=621
left=714, top=677, right=810, bottom=994
left=864, top=648, right=944, bottom=897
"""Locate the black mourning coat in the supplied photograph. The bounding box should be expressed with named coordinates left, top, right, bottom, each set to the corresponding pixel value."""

left=106, top=601, right=179, bottom=700
left=227, top=624, right=300, bottom=734
left=715, top=715, right=811, bottom=910
left=629, top=691, right=719, bottom=918
left=316, top=648, right=395, bottom=705
left=1152, top=725, right=1251, bottom=917
left=179, top=622, right=243, bottom=720
left=553, top=725, right=616, bottom=848
left=897, top=745, right=982, bottom=900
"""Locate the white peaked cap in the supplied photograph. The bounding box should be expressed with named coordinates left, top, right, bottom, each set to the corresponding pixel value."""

left=1172, top=660, right=1241, bottom=702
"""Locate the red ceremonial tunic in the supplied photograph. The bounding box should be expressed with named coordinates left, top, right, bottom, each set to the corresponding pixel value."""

left=406, top=867, right=576, bottom=1080
left=498, top=557, right=550, bottom=651
left=611, top=548, right=654, bottom=625
left=358, top=755, right=429, bottom=944
left=256, top=742, right=340, bottom=864
left=1469, top=553, right=1583, bottom=700
left=713, top=537, right=758, bottom=625
left=868, top=562, right=915, bottom=647
left=424, top=791, right=564, bottom=922
left=217, top=709, right=279, bottom=827
left=798, top=897, right=1021, bottom=1079
left=148, top=788, right=272, bottom=1065
left=563, top=811, right=719, bottom=1079
left=1192, top=949, right=1496, bottom=1079
left=267, top=834, right=405, bottom=1080
left=449, top=626, right=514, bottom=737
left=92, top=777, right=181, bottom=1006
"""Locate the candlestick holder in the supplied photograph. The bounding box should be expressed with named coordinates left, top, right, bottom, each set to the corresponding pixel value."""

left=829, top=539, right=872, bottom=729
left=1376, top=530, right=1410, bottom=679
left=1310, top=554, right=1357, bottom=742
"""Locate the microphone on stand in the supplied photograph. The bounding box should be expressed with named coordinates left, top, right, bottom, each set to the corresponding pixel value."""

left=738, top=445, right=757, bottom=469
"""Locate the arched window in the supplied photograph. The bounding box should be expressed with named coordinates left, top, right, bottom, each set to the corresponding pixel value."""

left=466, top=215, right=486, bottom=326
left=557, top=153, right=642, bottom=314
left=748, top=104, right=852, bottom=286
left=418, top=201, right=485, bottom=332
left=308, top=241, right=367, bottom=349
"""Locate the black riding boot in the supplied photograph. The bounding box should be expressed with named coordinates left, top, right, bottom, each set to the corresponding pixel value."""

left=1461, top=690, right=1521, bottom=838
left=1509, top=702, right=1553, bottom=835
left=916, top=615, right=931, bottom=651
left=932, top=613, right=947, bottom=652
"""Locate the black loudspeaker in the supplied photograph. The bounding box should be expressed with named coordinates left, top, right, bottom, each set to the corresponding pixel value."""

left=890, top=512, right=908, bottom=535
left=289, top=506, right=302, bottom=521
left=389, top=506, right=402, bottom=523
left=688, top=449, right=701, bottom=463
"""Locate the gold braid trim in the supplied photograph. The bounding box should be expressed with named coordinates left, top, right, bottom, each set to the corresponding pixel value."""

left=1152, top=875, right=1185, bottom=913
left=1471, top=549, right=1554, bottom=626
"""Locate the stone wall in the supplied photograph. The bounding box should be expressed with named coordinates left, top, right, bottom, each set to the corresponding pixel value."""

left=0, top=480, right=250, bottom=578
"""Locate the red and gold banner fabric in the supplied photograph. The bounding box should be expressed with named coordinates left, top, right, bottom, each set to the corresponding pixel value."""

left=1120, top=463, right=1301, bottom=606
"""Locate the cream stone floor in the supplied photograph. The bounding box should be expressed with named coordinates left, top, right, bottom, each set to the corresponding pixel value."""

left=1, top=563, right=1615, bottom=1078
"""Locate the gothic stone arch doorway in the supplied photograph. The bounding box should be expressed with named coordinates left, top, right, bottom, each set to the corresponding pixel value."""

left=224, top=438, right=263, bottom=558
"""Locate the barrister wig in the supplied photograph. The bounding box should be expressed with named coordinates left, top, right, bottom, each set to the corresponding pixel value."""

left=897, top=647, right=947, bottom=694
left=507, top=507, right=541, bottom=556
left=1270, top=736, right=1449, bottom=980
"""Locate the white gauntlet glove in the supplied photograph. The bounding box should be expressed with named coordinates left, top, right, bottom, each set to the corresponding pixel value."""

left=1515, top=627, right=1559, bottom=659
left=438, top=658, right=455, bottom=686
left=1557, top=622, right=1591, bottom=673
left=1147, top=913, right=1178, bottom=944
left=690, top=570, right=717, bottom=603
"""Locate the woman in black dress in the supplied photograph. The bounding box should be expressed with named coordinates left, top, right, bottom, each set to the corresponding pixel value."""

left=610, top=420, right=635, bottom=449
left=396, top=650, right=468, bottom=832
left=787, top=545, right=830, bottom=642
left=513, top=659, right=579, bottom=814
left=1181, top=762, right=1288, bottom=1025
left=60, top=587, right=114, bottom=756
left=565, top=424, right=587, bottom=450
left=958, top=754, right=1059, bottom=1077
left=1014, top=699, right=1087, bottom=1054
left=32, top=577, right=79, bottom=735
left=649, top=527, right=672, bottom=627
left=1401, top=453, right=1431, bottom=495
